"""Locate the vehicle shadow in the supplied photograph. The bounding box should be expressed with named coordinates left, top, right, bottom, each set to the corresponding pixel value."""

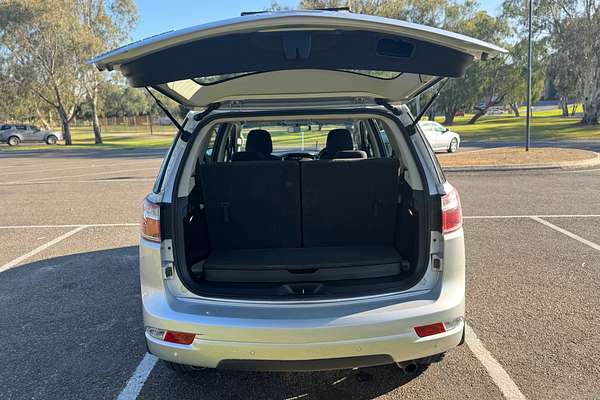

left=1, top=246, right=426, bottom=399
left=143, top=361, right=428, bottom=400
left=0, top=246, right=147, bottom=400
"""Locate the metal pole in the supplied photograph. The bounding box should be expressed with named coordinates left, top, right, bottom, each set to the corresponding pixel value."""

left=525, top=0, right=533, bottom=151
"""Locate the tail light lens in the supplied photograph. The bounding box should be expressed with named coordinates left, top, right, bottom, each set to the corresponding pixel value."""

left=141, top=196, right=161, bottom=242
left=414, top=322, right=446, bottom=337
left=442, top=183, right=462, bottom=234
left=163, top=330, right=196, bottom=345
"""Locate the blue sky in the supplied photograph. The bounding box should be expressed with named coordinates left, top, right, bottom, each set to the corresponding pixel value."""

left=132, top=0, right=503, bottom=41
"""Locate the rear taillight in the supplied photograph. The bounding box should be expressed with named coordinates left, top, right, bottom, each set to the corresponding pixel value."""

left=163, top=330, right=196, bottom=345
left=146, top=327, right=196, bottom=345
left=141, top=196, right=160, bottom=242
left=441, top=183, right=462, bottom=234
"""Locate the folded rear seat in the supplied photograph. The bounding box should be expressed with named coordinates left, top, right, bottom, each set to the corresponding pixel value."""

left=301, top=158, right=400, bottom=247
left=201, top=158, right=403, bottom=282
left=201, top=161, right=301, bottom=249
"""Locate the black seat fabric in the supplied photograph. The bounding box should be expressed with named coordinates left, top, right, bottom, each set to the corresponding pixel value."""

left=246, top=129, right=280, bottom=160
left=301, top=158, right=400, bottom=247
left=319, top=129, right=354, bottom=160
left=231, top=151, right=265, bottom=162
left=334, top=150, right=367, bottom=159
left=201, top=161, right=301, bottom=249
left=231, top=129, right=280, bottom=161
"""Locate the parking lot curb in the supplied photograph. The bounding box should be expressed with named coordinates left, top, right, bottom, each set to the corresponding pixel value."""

left=443, top=152, right=600, bottom=172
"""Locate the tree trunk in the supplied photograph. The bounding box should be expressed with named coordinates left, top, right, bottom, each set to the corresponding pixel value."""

left=571, top=103, right=577, bottom=117
left=510, top=103, right=520, bottom=117
left=36, top=109, right=52, bottom=129
left=581, top=64, right=600, bottom=125
left=90, top=91, right=103, bottom=144
left=57, top=104, right=72, bottom=145
left=560, top=97, right=569, bottom=117
left=468, top=109, right=487, bottom=124
left=443, top=109, right=456, bottom=125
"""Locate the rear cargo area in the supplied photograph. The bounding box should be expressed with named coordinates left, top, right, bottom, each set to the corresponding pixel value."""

left=182, top=157, right=423, bottom=299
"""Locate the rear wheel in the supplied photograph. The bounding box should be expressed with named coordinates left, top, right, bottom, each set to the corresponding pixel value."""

left=448, top=138, right=458, bottom=153
left=46, top=135, right=58, bottom=145
left=7, top=136, right=20, bottom=146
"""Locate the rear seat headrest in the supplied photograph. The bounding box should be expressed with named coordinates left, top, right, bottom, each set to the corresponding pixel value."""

left=321, top=128, right=353, bottom=159
left=246, top=129, right=273, bottom=156
left=334, top=150, right=367, bottom=159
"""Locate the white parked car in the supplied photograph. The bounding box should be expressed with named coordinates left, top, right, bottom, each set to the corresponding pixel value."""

left=418, top=121, right=460, bottom=153
left=91, top=10, right=504, bottom=375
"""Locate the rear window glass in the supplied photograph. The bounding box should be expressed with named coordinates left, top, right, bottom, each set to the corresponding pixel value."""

left=240, top=121, right=356, bottom=155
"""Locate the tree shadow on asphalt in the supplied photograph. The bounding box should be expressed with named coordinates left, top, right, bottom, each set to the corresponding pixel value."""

left=0, top=246, right=147, bottom=400
left=1, top=246, right=427, bottom=400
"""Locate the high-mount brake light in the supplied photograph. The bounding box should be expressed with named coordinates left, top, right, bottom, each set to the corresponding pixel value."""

left=141, top=197, right=161, bottom=242
left=441, top=183, right=462, bottom=234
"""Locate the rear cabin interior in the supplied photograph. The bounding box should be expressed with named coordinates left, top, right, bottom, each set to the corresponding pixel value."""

left=177, top=116, right=429, bottom=299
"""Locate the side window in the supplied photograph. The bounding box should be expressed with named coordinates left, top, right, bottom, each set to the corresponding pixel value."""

left=371, top=120, right=393, bottom=158
left=16, top=125, right=27, bottom=130
left=204, top=129, right=217, bottom=162
left=1, top=125, right=11, bottom=130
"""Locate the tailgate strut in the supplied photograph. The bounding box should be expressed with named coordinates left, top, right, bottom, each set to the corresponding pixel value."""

left=145, top=87, right=185, bottom=133
left=145, top=87, right=220, bottom=142
left=374, top=77, right=448, bottom=135
left=408, top=78, right=449, bottom=134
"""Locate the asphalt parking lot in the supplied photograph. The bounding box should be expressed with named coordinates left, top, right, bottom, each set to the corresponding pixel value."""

left=1, top=149, right=599, bottom=400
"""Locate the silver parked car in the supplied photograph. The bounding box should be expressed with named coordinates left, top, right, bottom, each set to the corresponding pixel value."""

left=91, top=10, right=505, bottom=374
left=418, top=121, right=461, bottom=153
left=0, top=124, right=62, bottom=146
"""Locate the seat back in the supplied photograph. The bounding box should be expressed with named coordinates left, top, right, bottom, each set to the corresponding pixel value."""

left=301, top=158, right=400, bottom=247
left=201, top=161, right=301, bottom=249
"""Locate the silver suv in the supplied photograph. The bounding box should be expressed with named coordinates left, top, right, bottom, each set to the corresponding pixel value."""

left=0, top=124, right=62, bottom=146
left=91, top=10, right=504, bottom=374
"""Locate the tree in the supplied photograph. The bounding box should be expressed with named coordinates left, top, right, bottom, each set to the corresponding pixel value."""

left=0, top=0, right=92, bottom=144
left=503, top=0, right=600, bottom=125
left=79, top=0, right=138, bottom=144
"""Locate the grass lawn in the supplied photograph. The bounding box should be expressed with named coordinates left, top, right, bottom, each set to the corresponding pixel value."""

left=0, top=124, right=176, bottom=151
left=1, top=107, right=598, bottom=152
left=436, top=106, right=600, bottom=141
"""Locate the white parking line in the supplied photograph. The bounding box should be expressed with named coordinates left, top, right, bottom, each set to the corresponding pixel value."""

left=0, top=167, right=158, bottom=185
left=0, top=159, right=160, bottom=176
left=0, top=226, right=87, bottom=273
left=465, top=324, right=527, bottom=400
left=531, top=216, right=600, bottom=251
left=116, top=353, right=158, bottom=400
left=0, top=223, right=138, bottom=229
left=0, top=178, right=156, bottom=186
left=465, top=214, right=600, bottom=219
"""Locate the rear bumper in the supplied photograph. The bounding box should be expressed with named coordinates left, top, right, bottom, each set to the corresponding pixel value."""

left=145, top=320, right=463, bottom=371
left=139, top=230, right=466, bottom=371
